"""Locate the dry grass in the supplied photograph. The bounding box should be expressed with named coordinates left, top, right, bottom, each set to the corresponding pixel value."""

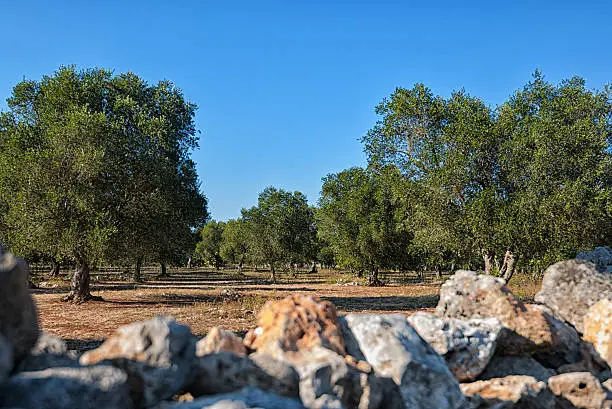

left=31, top=267, right=541, bottom=349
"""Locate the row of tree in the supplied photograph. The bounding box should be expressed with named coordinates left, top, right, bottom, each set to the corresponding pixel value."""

left=193, top=187, right=318, bottom=282
left=0, top=67, right=609, bottom=296
left=0, top=67, right=208, bottom=301
left=194, top=72, right=610, bottom=285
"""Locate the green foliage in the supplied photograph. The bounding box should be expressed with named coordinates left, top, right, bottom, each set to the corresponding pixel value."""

left=195, top=220, right=226, bottom=268
left=316, top=166, right=414, bottom=284
left=220, top=218, right=250, bottom=269
left=360, top=71, right=611, bottom=274
left=242, top=187, right=317, bottom=280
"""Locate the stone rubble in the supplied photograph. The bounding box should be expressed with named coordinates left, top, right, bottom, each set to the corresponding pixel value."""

left=0, top=248, right=610, bottom=409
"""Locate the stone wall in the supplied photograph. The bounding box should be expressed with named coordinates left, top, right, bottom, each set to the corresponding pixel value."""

left=0, top=246, right=611, bottom=409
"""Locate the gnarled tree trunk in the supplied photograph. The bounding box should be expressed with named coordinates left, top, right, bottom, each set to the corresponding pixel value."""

left=133, top=256, right=143, bottom=282
left=367, top=267, right=382, bottom=286
left=64, top=256, right=100, bottom=303
left=238, top=254, right=245, bottom=273
left=500, top=250, right=516, bottom=283
left=159, top=262, right=168, bottom=277
left=482, top=250, right=493, bottom=275
left=269, top=263, right=276, bottom=282
left=48, top=259, right=60, bottom=277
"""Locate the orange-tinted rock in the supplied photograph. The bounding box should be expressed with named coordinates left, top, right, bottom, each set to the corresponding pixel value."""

left=196, top=327, right=247, bottom=357
left=461, top=375, right=553, bottom=408
left=583, top=299, right=612, bottom=368
left=547, top=372, right=610, bottom=409
left=436, top=270, right=553, bottom=355
left=244, top=295, right=345, bottom=356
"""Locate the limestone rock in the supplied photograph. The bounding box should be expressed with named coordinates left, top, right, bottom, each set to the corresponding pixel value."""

left=197, top=327, right=247, bottom=357
left=0, top=364, right=132, bottom=409
left=244, top=295, right=345, bottom=356
left=341, top=313, right=463, bottom=409
left=0, top=247, right=40, bottom=362
left=478, top=355, right=556, bottom=382
left=461, top=376, right=554, bottom=409
left=436, top=270, right=553, bottom=355
left=80, top=316, right=195, bottom=408
left=186, top=351, right=299, bottom=398
left=531, top=305, right=582, bottom=369
left=547, top=372, right=611, bottom=409
left=284, top=345, right=404, bottom=409
left=535, top=260, right=612, bottom=334
left=0, top=333, right=13, bottom=383
left=408, top=311, right=502, bottom=381
left=577, top=246, right=612, bottom=273
left=16, top=332, right=79, bottom=372
left=603, top=378, right=612, bottom=393
left=583, top=299, right=612, bottom=368
left=155, top=387, right=306, bottom=409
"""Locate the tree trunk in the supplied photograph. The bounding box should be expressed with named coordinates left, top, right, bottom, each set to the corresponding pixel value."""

left=482, top=250, right=493, bottom=275
left=500, top=251, right=516, bottom=283
left=238, top=254, right=244, bottom=274
left=270, top=263, right=276, bottom=282
left=367, top=268, right=382, bottom=286
left=159, top=262, right=168, bottom=277
left=133, top=256, right=143, bottom=282
left=63, top=257, right=100, bottom=303
left=187, top=257, right=192, bottom=269
left=436, top=266, right=442, bottom=280
left=48, top=259, right=60, bottom=277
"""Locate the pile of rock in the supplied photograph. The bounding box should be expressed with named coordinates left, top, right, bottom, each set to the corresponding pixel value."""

left=0, top=247, right=611, bottom=409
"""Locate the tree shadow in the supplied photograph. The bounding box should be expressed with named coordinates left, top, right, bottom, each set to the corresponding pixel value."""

left=322, top=295, right=440, bottom=312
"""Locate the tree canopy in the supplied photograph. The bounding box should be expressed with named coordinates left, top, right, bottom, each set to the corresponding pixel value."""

left=0, top=66, right=207, bottom=301
left=241, top=187, right=317, bottom=281
left=361, top=71, right=611, bottom=277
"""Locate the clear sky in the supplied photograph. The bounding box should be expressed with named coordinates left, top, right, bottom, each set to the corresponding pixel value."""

left=1, top=1, right=611, bottom=220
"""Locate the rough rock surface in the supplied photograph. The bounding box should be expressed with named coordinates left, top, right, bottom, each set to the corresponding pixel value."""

left=408, top=311, right=502, bottom=381
left=0, top=333, right=13, bottom=383
left=197, top=327, right=247, bottom=357
left=461, top=375, right=554, bottom=409
left=186, top=351, right=299, bottom=398
left=285, top=345, right=404, bottom=409
left=604, top=378, right=612, bottom=393
left=436, top=270, right=553, bottom=355
left=583, top=299, right=612, bottom=368
left=244, top=295, right=345, bottom=356
left=341, top=313, right=464, bottom=409
left=16, top=332, right=79, bottom=372
left=547, top=372, right=611, bottom=409
left=0, top=246, right=40, bottom=362
left=577, top=246, right=612, bottom=273
left=155, top=387, right=306, bottom=409
left=535, top=260, right=612, bottom=334
left=80, top=316, right=195, bottom=407
left=0, top=364, right=132, bottom=409
left=478, top=355, right=556, bottom=382
left=531, top=304, right=583, bottom=369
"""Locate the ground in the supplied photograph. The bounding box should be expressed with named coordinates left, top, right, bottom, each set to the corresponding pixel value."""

left=30, top=267, right=542, bottom=352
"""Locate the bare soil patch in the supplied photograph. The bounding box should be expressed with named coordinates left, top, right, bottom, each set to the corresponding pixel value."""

left=31, top=268, right=541, bottom=351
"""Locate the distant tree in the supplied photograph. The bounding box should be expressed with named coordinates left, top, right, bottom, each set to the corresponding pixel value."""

left=220, top=218, right=250, bottom=273
left=495, top=72, right=611, bottom=273
left=195, top=220, right=226, bottom=269
left=316, top=166, right=413, bottom=285
left=0, top=66, right=207, bottom=301
left=242, top=187, right=316, bottom=282
left=361, top=73, right=611, bottom=277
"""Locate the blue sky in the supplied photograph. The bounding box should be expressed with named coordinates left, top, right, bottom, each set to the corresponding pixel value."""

left=1, top=1, right=611, bottom=220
